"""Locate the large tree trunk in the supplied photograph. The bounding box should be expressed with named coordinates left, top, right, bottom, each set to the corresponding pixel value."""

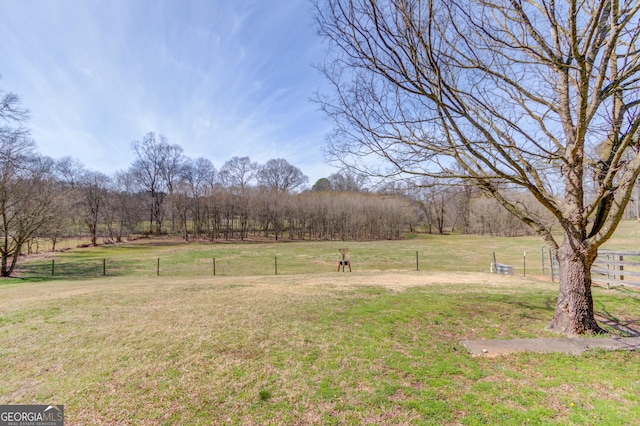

left=1, top=243, right=21, bottom=277
left=1, top=234, right=10, bottom=277
left=1, top=253, right=9, bottom=277
left=547, top=234, right=604, bottom=335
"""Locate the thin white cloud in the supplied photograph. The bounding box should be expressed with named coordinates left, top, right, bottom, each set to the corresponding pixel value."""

left=0, top=0, right=336, bottom=183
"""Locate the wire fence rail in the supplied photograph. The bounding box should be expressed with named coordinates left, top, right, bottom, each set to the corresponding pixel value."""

left=16, top=250, right=435, bottom=280
left=17, top=250, right=541, bottom=279
left=15, top=245, right=640, bottom=289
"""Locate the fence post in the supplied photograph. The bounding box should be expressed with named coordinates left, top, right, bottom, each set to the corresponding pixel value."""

left=523, top=251, right=526, bottom=277
left=416, top=251, right=419, bottom=271
left=52, top=259, right=55, bottom=276
left=103, top=258, right=106, bottom=276
left=157, top=258, right=160, bottom=276
left=213, top=258, right=216, bottom=276
left=275, top=256, right=278, bottom=275
left=619, top=255, right=624, bottom=281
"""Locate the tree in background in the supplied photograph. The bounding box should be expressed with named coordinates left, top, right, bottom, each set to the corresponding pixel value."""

left=219, top=156, right=258, bottom=239
left=171, top=157, right=216, bottom=240
left=159, top=142, right=185, bottom=233
left=110, top=170, right=146, bottom=241
left=219, top=156, right=258, bottom=192
left=327, top=171, right=367, bottom=192
left=47, top=157, right=84, bottom=249
left=315, top=0, right=640, bottom=334
left=130, top=132, right=170, bottom=235
left=415, top=182, right=455, bottom=235
left=257, top=158, right=309, bottom=192
left=312, top=177, right=332, bottom=191
left=0, top=86, right=61, bottom=275
left=79, top=171, right=110, bottom=246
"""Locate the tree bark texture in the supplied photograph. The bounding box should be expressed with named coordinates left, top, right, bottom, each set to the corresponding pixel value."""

left=548, top=235, right=603, bottom=334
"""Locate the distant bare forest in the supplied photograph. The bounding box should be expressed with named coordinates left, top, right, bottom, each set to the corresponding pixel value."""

left=4, top=128, right=639, bottom=276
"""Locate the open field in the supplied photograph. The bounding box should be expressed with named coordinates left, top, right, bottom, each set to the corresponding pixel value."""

left=16, top=220, right=640, bottom=281
left=10, top=231, right=580, bottom=280
left=1, top=222, right=640, bottom=424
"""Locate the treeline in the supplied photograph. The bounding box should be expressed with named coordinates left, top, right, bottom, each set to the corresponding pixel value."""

left=55, top=133, right=414, bottom=243
left=414, top=183, right=555, bottom=237
left=0, top=105, right=417, bottom=275
left=414, top=179, right=639, bottom=237
left=5, top=84, right=633, bottom=277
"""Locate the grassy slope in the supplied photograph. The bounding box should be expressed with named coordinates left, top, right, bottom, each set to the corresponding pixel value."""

left=1, top=222, right=639, bottom=424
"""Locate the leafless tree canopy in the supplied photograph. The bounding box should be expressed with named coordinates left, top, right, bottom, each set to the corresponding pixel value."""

left=0, top=87, right=29, bottom=123
left=219, top=156, right=259, bottom=192
left=315, top=0, right=640, bottom=334
left=0, top=88, right=62, bottom=276
left=257, top=158, right=309, bottom=192
left=0, top=81, right=422, bottom=275
left=130, top=132, right=185, bottom=234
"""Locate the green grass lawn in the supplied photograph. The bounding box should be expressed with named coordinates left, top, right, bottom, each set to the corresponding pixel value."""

left=16, top=231, right=560, bottom=280
left=17, top=220, right=640, bottom=281
left=1, top=222, right=640, bottom=424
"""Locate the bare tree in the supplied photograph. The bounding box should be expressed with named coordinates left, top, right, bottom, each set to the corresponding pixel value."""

left=54, top=156, right=85, bottom=188
left=0, top=139, right=59, bottom=276
left=79, top=171, right=110, bottom=246
left=159, top=142, right=185, bottom=233
left=176, top=157, right=217, bottom=239
left=110, top=170, right=145, bottom=240
left=219, top=156, right=258, bottom=239
left=159, top=143, right=185, bottom=196
left=455, top=185, right=476, bottom=235
left=130, top=132, right=168, bottom=235
left=219, top=156, right=258, bottom=193
left=49, top=157, right=85, bottom=248
left=327, top=171, right=368, bottom=192
left=0, top=86, right=61, bottom=276
left=257, top=158, right=309, bottom=192
left=315, top=0, right=640, bottom=334
left=0, top=86, right=29, bottom=123
left=172, top=180, right=192, bottom=241
left=413, top=180, right=460, bottom=234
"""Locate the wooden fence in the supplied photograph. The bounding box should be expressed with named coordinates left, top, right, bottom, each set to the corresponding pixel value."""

left=540, top=248, right=640, bottom=287
left=592, top=251, right=640, bottom=288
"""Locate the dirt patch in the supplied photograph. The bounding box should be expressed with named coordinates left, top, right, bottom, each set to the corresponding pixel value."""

left=0, top=271, right=547, bottom=309
left=315, top=271, right=546, bottom=292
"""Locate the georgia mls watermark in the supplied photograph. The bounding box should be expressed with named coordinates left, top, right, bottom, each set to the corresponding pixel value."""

left=0, top=405, right=63, bottom=426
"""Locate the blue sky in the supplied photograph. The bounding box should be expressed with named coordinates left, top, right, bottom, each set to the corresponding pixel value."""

left=0, top=0, right=336, bottom=184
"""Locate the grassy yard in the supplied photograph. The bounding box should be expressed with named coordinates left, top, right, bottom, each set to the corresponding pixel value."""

left=16, top=220, right=640, bottom=281
left=16, top=230, right=563, bottom=280
left=1, top=223, right=640, bottom=424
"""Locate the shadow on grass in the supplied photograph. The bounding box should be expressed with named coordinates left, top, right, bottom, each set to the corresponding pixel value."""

left=1, top=274, right=113, bottom=284
left=595, top=290, right=640, bottom=337
left=477, top=293, right=557, bottom=315
left=493, top=289, right=640, bottom=337
left=13, top=259, right=132, bottom=283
